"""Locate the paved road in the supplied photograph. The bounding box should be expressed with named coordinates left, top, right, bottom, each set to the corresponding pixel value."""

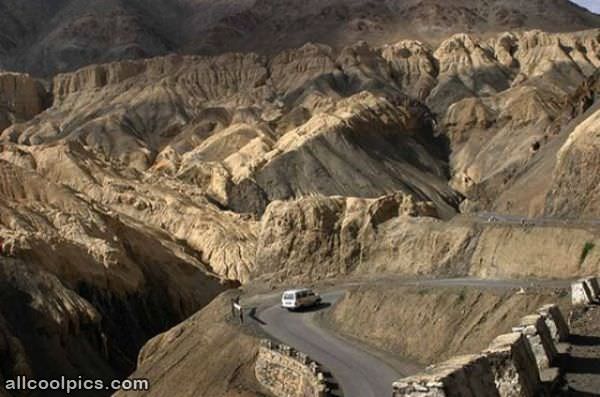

left=475, top=212, right=600, bottom=227
left=256, top=291, right=408, bottom=397
left=249, top=278, right=574, bottom=397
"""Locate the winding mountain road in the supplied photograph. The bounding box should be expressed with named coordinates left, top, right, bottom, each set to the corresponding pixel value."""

left=251, top=278, right=573, bottom=397
left=257, top=291, right=410, bottom=397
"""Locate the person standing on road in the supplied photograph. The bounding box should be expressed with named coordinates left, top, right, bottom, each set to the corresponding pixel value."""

left=231, top=296, right=244, bottom=324
left=231, top=297, right=237, bottom=319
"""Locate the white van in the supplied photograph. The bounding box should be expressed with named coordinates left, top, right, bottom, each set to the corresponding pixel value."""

left=281, top=288, right=322, bottom=310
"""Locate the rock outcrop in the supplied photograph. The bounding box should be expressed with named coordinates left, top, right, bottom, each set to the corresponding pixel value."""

left=254, top=195, right=600, bottom=282
left=255, top=193, right=440, bottom=281
left=2, top=47, right=462, bottom=217
left=255, top=340, right=330, bottom=397
left=440, top=30, right=600, bottom=216
left=545, top=100, right=600, bottom=218
left=0, top=156, right=231, bottom=387
left=0, top=72, right=48, bottom=131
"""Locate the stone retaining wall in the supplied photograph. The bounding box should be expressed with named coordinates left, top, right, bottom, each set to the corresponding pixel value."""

left=572, top=277, right=600, bottom=305
left=393, top=354, right=500, bottom=397
left=255, top=339, right=330, bottom=397
left=393, top=299, right=573, bottom=397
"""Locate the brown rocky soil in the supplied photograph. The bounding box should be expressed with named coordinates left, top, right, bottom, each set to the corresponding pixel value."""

left=322, top=284, right=570, bottom=365
left=114, top=291, right=265, bottom=397
left=0, top=155, right=231, bottom=393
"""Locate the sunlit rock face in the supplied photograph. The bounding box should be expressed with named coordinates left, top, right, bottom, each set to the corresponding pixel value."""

left=0, top=6, right=598, bottom=393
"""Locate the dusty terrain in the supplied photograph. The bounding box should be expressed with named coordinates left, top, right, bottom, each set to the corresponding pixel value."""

left=114, top=291, right=265, bottom=397
left=0, top=2, right=598, bottom=396
left=323, top=284, right=570, bottom=365
left=119, top=280, right=572, bottom=397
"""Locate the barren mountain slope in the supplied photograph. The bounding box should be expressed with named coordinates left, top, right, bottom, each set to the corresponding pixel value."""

left=254, top=195, right=600, bottom=282
left=114, top=291, right=264, bottom=397
left=0, top=0, right=598, bottom=76
left=460, top=65, right=600, bottom=217
left=0, top=20, right=598, bottom=397
left=325, top=284, right=569, bottom=365
left=544, top=69, right=600, bottom=218
left=0, top=29, right=598, bottom=286
left=3, top=29, right=598, bottom=220
left=1, top=45, right=463, bottom=217
left=0, top=157, right=238, bottom=393
left=436, top=30, right=600, bottom=216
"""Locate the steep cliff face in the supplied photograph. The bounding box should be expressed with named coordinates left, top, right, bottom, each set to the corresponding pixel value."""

left=544, top=70, right=600, bottom=218
left=439, top=30, right=600, bottom=216
left=470, top=63, right=600, bottom=218
left=255, top=193, right=439, bottom=281
left=0, top=141, right=259, bottom=283
left=545, top=109, right=600, bottom=218
left=254, top=195, right=600, bottom=282
left=114, top=292, right=263, bottom=397
left=0, top=156, right=230, bottom=390
left=0, top=72, right=48, bottom=131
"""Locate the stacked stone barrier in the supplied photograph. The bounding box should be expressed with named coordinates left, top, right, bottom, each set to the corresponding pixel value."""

left=255, top=339, right=332, bottom=397
left=393, top=301, right=571, bottom=397
left=571, top=276, right=600, bottom=305
left=392, top=354, right=500, bottom=397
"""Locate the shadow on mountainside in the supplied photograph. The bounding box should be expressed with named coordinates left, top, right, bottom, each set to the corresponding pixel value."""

left=559, top=306, right=600, bottom=396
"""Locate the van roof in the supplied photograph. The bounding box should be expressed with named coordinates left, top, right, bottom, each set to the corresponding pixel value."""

left=283, top=288, right=312, bottom=294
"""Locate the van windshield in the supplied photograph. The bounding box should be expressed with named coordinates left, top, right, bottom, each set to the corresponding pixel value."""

left=283, top=293, right=294, bottom=300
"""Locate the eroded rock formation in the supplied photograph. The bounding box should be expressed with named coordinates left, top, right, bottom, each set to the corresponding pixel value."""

left=0, top=23, right=598, bottom=397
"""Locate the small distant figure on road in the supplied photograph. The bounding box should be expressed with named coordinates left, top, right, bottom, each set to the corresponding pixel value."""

left=230, top=296, right=237, bottom=318
left=231, top=296, right=244, bottom=324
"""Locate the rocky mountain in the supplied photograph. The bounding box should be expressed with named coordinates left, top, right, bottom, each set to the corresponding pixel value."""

left=0, top=0, right=598, bottom=76
left=0, top=2, right=599, bottom=395
left=0, top=73, right=48, bottom=131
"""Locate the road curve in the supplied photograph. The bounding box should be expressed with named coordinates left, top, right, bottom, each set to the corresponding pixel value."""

left=257, top=291, right=409, bottom=397
left=252, top=278, right=572, bottom=397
